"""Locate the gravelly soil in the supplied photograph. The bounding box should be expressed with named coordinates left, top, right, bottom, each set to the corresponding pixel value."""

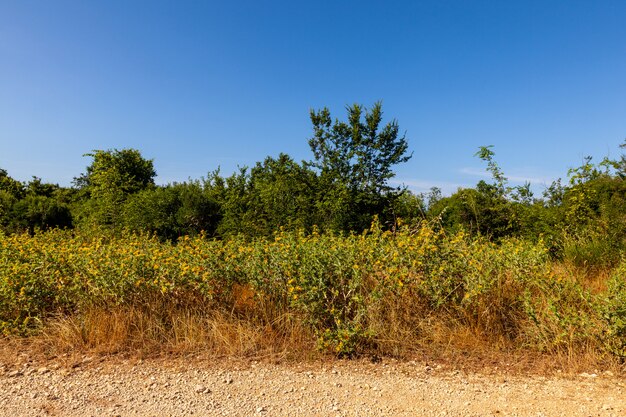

left=0, top=355, right=624, bottom=417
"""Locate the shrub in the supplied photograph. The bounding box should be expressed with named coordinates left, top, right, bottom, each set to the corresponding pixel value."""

left=0, top=224, right=616, bottom=359
left=602, top=258, right=626, bottom=357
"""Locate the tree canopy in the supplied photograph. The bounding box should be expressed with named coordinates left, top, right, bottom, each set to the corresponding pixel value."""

left=76, top=149, right=156, bottom=227
left=308, top=102, right=412, bottom=231
left=309, top=102, right=411, bottom=194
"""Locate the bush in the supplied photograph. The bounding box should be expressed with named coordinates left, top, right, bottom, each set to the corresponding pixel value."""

left=0, top=224, right=615, bottom=359
left=602, top=258, right=626, bottom=357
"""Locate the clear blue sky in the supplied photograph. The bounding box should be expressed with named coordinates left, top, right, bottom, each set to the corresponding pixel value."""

left=1, top=1, right=625, bottom=195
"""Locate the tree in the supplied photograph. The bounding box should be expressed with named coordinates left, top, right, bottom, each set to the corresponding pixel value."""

left=75, top=149, right=156, bottom=228
left=0, top=169, right=23, bottom=231
left=308, top=102, right=412, bottom=231
left=246, top=153, right=318, bottom=234
left=428, top=183, right=517, bottom=239
left=309, top=102, right=411, bottom=194
left=79, top=149, right=156, bottom=194
left=0, top=173, right=73, bottom=233
left=122, top=181, right=221, bottom=239
left=0, top=169, right=24, bottom=199
left=390, top=190, right=426, bottom=227
left=12, top=195, right=72, bottom=233
left=213, top=155, right=318, bottom=237
left=475, top=146, right=508, bottom=196
left=430, top=147, right=533, bottom=239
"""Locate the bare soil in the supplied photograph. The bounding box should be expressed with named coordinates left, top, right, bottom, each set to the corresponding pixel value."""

left=0, top=353, right=624, bottom=417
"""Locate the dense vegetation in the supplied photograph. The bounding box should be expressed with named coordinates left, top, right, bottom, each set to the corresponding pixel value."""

left=1, top=103, right=626, bottom=362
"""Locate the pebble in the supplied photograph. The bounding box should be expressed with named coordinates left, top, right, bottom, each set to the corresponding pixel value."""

left=0, top=358, right=622, bottom=416
left=195, top=385, right=211, bottom=394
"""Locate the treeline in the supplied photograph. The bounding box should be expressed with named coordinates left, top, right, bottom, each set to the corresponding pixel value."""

left=2, top=102, right=626, bottom=266
left=1, top=103, right=411, bottom=237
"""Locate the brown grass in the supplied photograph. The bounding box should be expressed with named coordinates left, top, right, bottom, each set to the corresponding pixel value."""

left=552, top=261, right=612, bottom=294
left=17, top=303, right=313, bottom=363
left=1, top=304, right=623, bottom=376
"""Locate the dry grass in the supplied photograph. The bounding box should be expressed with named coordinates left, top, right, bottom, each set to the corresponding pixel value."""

left=552, top=261, right=612, bottom=294
left=1, top=305, right=623, bottom=377
left=2, top=268, right=621, bottom=376
left=22, top=303, right=314, bottom=363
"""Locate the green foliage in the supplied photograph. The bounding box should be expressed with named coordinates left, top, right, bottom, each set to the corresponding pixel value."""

left=389, top=191, right=426, bottom=228
left=12, top=195, right=72, bottom=233
left=76, top=149, right=156, bottom=228
left=5, top=109, right=626, bottom=364
left=603, top=258, right=626, bottom=357
left=430, top=146, right=601, bottom=256
left=122, top=182, right=221, bottom=239
left=0, top=170, right=23, bottom=231
left=80, top=149, right=156, bottom=194
left=475, top=145, right=507, bottom=196
left=308, top=102, right=412, bottom=232
left=543, top=178, right=565, bottom=207
left=609, top=139, right=626, bottom=178
left=0, top=172, right=73, bottom=233
left=248, top=154, right=319, bottom=232
left=309, top=102, right=411, bottom=194
left=0, top=224, right=606, bottom=357
left=429, top=147, right=523, bottom=240
left=0, top=169, right=24, bottom=199
left=560, top=157, right=626, bottom=267
left=2, top=114, right=626, bottom=321
left=429, top=183, right=517, bottom=239
left=215, top=154, right=319, bottom=237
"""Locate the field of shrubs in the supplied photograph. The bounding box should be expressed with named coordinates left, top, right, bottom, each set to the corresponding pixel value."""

left=2, top=221, right=625, bottom=362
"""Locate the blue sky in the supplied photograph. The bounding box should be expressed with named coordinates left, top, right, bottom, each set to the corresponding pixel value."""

left=1, top=1, right=625, bottom=195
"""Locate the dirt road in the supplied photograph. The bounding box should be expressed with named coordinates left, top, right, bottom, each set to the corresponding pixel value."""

left=0, top=356, right=624, bottom=416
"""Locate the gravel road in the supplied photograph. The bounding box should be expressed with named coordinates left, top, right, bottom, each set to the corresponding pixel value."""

left=0, top=355, right=624, bottom=416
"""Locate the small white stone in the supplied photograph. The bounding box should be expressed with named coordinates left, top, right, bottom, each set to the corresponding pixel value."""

left=195, top=385, right=209, bottom=394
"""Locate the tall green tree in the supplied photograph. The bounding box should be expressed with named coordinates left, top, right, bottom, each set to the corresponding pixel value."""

left=308, top=102, right=412, bottom=231
left=75, top=149, right=156, bottom=228
left=309, top=102, right=411, bottom=194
